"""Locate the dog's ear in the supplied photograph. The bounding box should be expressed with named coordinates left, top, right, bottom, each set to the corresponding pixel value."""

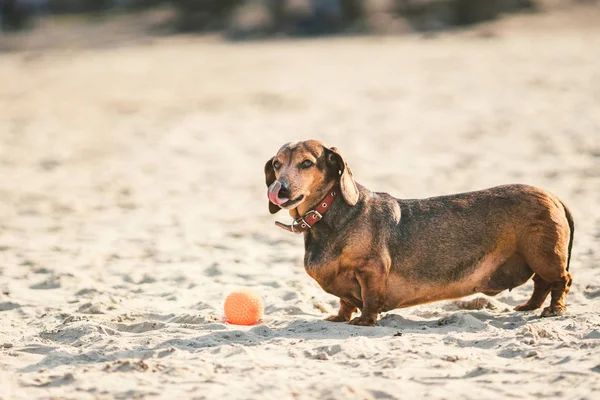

left=327, top=147, right=359, bottom=206
left=264, top=157, right=281, bottom=214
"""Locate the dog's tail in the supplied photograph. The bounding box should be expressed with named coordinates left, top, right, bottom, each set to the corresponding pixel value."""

left=559, top=200, right=575, bottom=272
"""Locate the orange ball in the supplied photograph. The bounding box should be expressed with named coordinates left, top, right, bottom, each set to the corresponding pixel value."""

left=224, top=289, right=264, bottom=325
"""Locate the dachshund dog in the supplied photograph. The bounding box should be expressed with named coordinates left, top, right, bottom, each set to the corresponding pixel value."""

left=264, top=140, right=574, bottom=326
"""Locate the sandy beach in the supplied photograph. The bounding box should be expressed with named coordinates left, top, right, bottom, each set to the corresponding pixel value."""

left=1, top=7, right=600, bottom=399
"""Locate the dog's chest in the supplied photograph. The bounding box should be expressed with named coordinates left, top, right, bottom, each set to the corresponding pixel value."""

left=304, top=258, right=360, bottom=301
left=304, top=247, right=337, bottom=282
left=303, top=233, right=362, bottom=299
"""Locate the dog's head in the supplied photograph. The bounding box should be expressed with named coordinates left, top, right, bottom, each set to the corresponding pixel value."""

left=264, top=140, right=359, bottom=214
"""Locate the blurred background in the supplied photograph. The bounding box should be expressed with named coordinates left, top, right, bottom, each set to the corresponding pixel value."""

left=0, top=1, right=598, bottom=48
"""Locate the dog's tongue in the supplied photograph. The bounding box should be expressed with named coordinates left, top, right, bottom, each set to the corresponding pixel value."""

left=268, top=181, right=289, bottom=206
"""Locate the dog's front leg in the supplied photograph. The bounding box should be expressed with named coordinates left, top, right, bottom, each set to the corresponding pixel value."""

left=349, top=261, right=388, bottom=326
left=325, top=298, right=357, bottom=322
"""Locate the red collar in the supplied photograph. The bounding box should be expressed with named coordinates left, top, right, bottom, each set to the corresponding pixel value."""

left=275, top=188, right=338, bottom=234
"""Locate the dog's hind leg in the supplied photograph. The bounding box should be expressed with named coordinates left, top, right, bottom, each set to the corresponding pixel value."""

left=514, top=274, right=552, bottom=311
left=540, top=273, right=572, bottom=317
left=518, top=199, right=573, bottom=317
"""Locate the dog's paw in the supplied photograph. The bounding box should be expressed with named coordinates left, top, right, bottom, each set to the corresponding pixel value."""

left=348, top=316, right=377, bottom=326
left=514, top=303, right=539, bottom=312
left=325, top=315, right=348, bottom=323
left=540, top=306, right=567, bottom=317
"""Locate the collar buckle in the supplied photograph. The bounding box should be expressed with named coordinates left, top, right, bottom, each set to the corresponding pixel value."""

left=304, top=209, right=323, bottom=222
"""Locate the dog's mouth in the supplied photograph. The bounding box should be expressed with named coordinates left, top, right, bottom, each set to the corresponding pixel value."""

left=280, top=195, right=304, bottom=208
left=268, top=181, right=305, bottom=208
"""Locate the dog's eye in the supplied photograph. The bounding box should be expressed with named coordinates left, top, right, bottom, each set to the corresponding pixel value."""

left=300, top=160, right=314, bottom=169
left=273, top=160, right=282, bottom=170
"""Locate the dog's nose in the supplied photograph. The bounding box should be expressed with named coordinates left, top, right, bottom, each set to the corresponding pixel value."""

left=278, top=181, right=290, bottom=198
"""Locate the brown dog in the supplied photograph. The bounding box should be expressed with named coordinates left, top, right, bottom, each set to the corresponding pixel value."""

left=264, top=140, right=574, bottom=326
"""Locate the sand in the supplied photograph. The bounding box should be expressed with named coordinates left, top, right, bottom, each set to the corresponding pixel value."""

left=1, top=9, right=600, bottom=400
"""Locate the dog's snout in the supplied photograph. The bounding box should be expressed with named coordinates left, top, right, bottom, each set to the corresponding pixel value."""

left=267, top=180, right=292, bottom=206
left=278, top=181, right=290, bottom=198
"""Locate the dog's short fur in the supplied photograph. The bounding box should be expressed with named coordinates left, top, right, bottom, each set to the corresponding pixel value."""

left=265, top=140, right=574, bottom=326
